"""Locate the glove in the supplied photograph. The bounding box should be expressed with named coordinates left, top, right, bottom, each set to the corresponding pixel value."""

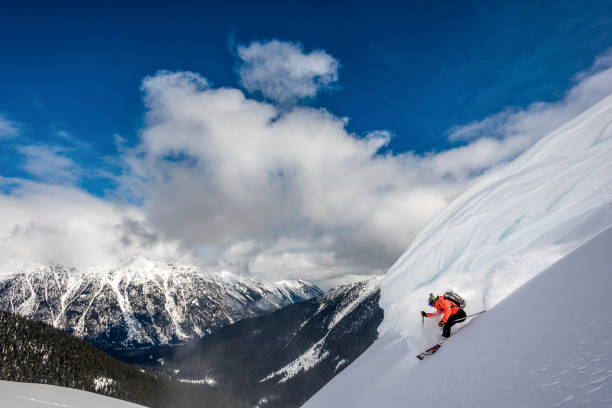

left=421, top=311, right=427, bottom=317
left=438, top=320, right=445, bottom=327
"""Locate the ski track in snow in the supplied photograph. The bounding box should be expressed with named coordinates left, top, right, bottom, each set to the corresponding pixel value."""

left=3, top=394, right=74, bottom=408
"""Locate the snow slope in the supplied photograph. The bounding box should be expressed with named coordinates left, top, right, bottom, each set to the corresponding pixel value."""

left=380, top=95, right=612, bottom=345
left=305, top=94, right=612, bottom=407
left=381, top=93, right=612, bottom=347
left=305, top=226, right=612, bottom=407
left=0, top=380, right=145, bottom=408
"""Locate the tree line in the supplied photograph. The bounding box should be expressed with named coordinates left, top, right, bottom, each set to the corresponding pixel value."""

left=0, top=310, right=246, bottom=408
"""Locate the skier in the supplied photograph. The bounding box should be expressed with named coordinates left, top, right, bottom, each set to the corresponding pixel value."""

left=421, top=293, right=466, bottom=339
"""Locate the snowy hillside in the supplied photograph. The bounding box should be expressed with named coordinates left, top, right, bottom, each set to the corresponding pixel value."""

left=304, top=94, right=612, bottom=407
left=0, top=380, right=146, bottom=408
left=305, top=226, right=612, bottom=407
left=0, top=259, right=322, bottom=349
left=381, top=94, right=612, bottom=345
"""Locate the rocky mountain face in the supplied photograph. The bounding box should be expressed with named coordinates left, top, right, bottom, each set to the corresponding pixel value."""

left=0, top=260, right=322, bottom=349
left=112, top=278, right=383, bottom=408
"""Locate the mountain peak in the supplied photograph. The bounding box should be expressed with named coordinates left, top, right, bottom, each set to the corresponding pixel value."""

left=0, top=262, right=322, bottom=349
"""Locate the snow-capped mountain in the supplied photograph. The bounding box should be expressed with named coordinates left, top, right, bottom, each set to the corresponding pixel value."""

left=304, top=90, right=612, bottom=406
left=112, top=278, right=382, bottom=408
left=0, top=259, right=322, bottom=349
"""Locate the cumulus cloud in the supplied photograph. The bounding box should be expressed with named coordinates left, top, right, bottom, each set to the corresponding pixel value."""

left=0, top=114, right=20, bottom=139
left=236, top=40, right=339, bottom=104
left=2, top=45, right=612, bottom=289
left=0, top=178, right=189, bottom=276
left=18, top=145, right=82, bottom=184
left=118, top=48, right=612, bottom=288
left=116, top=70, right=465, bottom=286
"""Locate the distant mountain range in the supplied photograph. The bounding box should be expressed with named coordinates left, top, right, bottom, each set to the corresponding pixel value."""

left=0, top=259, right=383, bottom=407
left=0, top=260, right=322, bottom=349
left=112, top=278, right=383, bottom=408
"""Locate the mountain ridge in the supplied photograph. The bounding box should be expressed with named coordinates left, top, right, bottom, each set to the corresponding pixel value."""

left=111, top=278, right=383, bottom=408
left=0, top=259, right=322, bottom=349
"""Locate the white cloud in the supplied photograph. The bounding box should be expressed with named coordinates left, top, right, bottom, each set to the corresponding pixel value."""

left=120, top=48, right=612, bottom=287
left=443, top=48, right=612, bottom=179
left=2, top=46, right=612, bottom=289
left=0, top=114, right=20, bottom=139
left=0, top=178, right=189, bottom=276
left=18, top=145, right=82, bottom=184
left=53, top=129, right=91, bottom=149
left=236, top=40, right=339, bottom=104
left=118, top=71, right=467, bottom=286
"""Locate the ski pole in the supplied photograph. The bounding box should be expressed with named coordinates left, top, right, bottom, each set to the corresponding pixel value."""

left=466, top=310, right=486, bottom=318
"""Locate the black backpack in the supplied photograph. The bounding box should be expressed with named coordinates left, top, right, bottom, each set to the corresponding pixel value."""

left=444, top=291, right=466, bottom=309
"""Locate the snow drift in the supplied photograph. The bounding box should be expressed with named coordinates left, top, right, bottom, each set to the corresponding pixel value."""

left=304, top=93, right=612, bottom=406
left=0, top=380, right=146, bottom=408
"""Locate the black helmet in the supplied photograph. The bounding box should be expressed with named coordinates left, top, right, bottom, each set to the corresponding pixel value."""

left=428, top=293, right=436, bottom=306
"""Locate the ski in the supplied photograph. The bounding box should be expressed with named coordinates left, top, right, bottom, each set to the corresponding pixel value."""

left=416, top=343, right=442, bottom=360
left=416, top=309, right=486, bottom=360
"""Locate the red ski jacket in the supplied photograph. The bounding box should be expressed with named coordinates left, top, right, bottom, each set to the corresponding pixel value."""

left=425, top=297, right=461, bottom=323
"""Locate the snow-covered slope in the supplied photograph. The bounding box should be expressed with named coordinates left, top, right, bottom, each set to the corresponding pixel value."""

left=0, top=380, right=145, bottom=408
left=382, top=93, right=612, bottom=347
left=0, top=259, right=322, bottom=348
left=305, top=94, right=612, bottom=407
left=305, top=226, right=612, bottom=407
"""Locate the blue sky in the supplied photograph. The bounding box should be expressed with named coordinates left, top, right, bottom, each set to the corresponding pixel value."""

left=2, top=0, right=611, bottom=195
left=1, top=1, right=612, bottom=285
